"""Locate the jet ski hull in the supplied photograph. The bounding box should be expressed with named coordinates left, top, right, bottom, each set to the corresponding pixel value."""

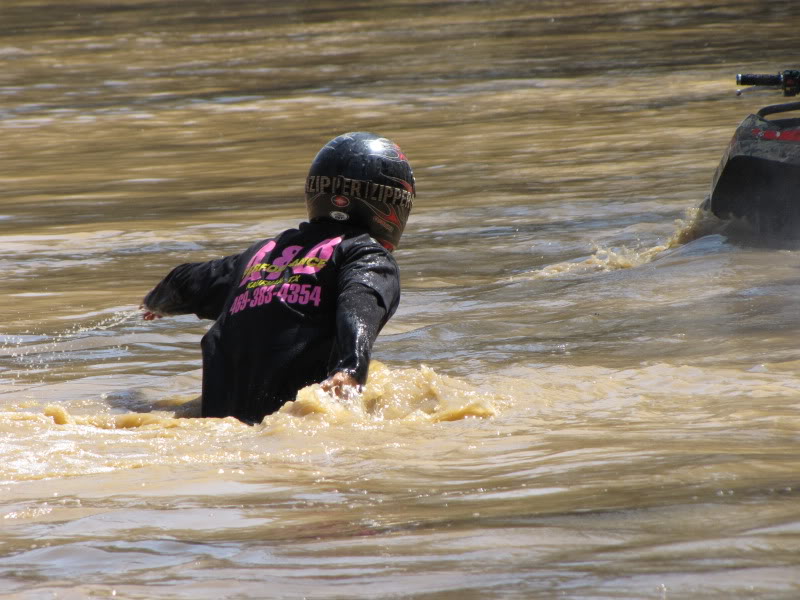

left=708, top=106, right=800, bottom=238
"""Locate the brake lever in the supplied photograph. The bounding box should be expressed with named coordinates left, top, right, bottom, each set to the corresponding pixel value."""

left=735, top=86, right=780, bottom=97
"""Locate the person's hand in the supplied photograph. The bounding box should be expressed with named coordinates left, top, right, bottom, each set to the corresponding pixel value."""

left=140, top=304, right=163, bottom=321
left=320, top=371, right=360, bottom=398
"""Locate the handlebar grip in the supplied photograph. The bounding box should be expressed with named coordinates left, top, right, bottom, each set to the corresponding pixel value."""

left=737, top=73, right=782, bottom=86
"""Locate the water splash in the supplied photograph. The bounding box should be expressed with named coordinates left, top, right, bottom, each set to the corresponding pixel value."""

left=0, top=307, right=142, bottom=393
left=29, top=360, right=502, bottom=435
left=0, top=307, right=140, bottom=357
left=516, top=206, right=729, bottom=279
left=282, top=361, right=502, bottom=424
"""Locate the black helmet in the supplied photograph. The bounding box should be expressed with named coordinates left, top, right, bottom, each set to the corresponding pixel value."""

left=305, top=132, right=415, bottom=251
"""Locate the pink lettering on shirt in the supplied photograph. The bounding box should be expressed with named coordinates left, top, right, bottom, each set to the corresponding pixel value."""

left=239, top=240, right=276, bottom=286
left=292, top=236, right=343, bottom=275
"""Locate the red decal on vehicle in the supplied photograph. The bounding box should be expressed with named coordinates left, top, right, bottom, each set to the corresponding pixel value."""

left=751, top=127, right=800, bottom=141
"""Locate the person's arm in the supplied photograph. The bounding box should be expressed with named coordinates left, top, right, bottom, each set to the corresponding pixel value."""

left=324, top=242, right=400, bottom=394
left=324, top=285, right=390, bottom=390
left=141, top=254, right=240, bottom=321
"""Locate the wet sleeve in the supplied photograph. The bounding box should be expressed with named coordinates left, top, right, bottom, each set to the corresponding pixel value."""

left=329, top=244, right=400, bottom=384
left=142, top=254, right=240, bottom=321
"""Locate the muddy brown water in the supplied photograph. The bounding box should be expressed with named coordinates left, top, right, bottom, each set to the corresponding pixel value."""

left=2, top=1, right=800, bottom=598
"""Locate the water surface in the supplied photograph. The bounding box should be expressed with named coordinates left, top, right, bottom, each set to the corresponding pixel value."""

left=2, top=1, right=800, bottom=598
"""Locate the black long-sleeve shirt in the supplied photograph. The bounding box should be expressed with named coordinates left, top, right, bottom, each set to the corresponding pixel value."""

left=142, top=220, right=400, bottom=423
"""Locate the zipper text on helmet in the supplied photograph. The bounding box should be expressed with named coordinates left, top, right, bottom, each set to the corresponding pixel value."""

left=306, top=175, right=413, bottom=208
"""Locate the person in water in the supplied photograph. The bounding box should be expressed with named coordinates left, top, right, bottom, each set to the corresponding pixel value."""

left=141, top=132, right=416, bottom=424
